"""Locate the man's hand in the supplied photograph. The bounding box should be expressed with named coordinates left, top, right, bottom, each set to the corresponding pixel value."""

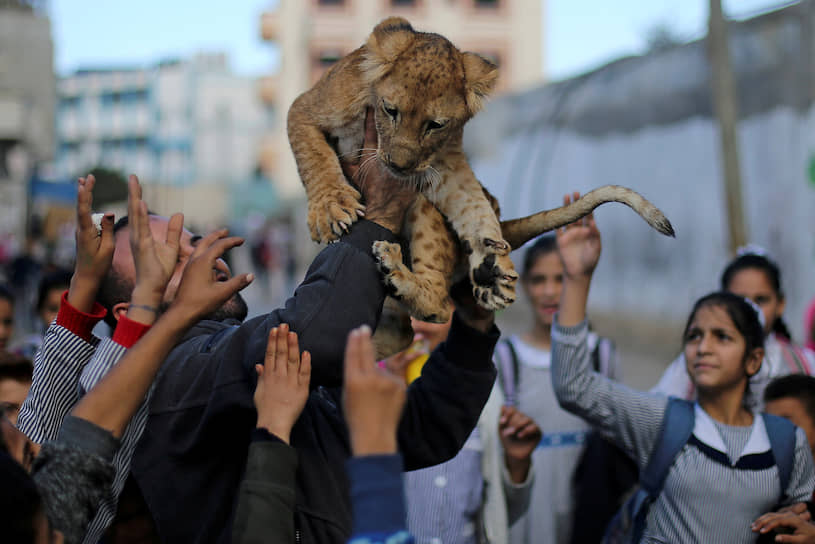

left=126, top=175, right=183, bottom=324
left=68, top=174, right=116, bottom=312
left=168, top=229, right=253, bottom=323
left=449, top=277, right=495, bottom=333
left=340, top=108, right=416, bottom=234
left=752, top=509, right=815, bottom=542
left=342, top=325, right=407, bottom=455
left=254, top=323, right=311, bottom=444
left=499, top=405, right=542, bottom=483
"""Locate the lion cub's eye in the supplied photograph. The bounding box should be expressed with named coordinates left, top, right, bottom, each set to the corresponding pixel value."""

left=382, top=101, right=398, bottom=120
left=426, top=120, right=447, bottom=133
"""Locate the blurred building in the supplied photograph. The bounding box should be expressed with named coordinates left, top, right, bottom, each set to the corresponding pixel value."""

left=258, top=0, right=545, bottom=199
left=0, top=0, right=55, bottom=257
left=55, top=53, right=271, bottom=229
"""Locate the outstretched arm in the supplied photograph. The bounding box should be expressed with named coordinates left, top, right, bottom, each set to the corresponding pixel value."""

left=233, top=325, right=311, bottom=544
left=343, top=325, right=414, bottom=544
left=17, top=174, right=112, bottom=443
left=551, top=193, right=668, bottom=467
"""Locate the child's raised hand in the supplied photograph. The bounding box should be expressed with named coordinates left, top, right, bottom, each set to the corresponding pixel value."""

left=254, top=324, right=311, bottom=444
left=342, top=325, right=407, bottom=455
left=555, top=192, right=602, bottom=280
left=68, top=174, right=116, bottom=312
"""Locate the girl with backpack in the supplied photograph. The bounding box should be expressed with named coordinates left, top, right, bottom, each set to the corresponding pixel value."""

left=653, top=248, right=815, bottom=408
left=550, top=193, right=815, bottom=543
left=493, top=233, right=623, bottom=544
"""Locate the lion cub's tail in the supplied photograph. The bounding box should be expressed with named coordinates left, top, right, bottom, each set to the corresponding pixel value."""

left=500, top=185, right=675, bottom=250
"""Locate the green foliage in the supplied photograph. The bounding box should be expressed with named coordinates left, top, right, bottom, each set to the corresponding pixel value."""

left=645, top=23, right=685, bottom=53
left=84, top=167, right=129, bottom=207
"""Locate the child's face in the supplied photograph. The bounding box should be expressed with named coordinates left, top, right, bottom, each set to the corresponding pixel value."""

left=522, top=251, right=564, bottom=328
left=684, top=304, right=760, bottom=394
left=38, top=288, right=63, bottom=327
left=726, top=268, right=784, bottom=336
left=765, top=397, right=815, bottom=458
left=0, top=298, right=13, bottom=350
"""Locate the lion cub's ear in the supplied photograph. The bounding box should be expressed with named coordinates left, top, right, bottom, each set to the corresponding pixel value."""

left=366, top=16, right=416, bottom=64
left=462, top=52, right=498, bottom=115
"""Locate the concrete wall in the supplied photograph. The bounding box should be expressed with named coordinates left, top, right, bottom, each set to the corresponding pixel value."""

left=464, top=1, right=815, bottom=341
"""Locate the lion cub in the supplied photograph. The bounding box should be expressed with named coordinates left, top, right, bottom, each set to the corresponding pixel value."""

left=288, top=16, right=517, bottom=320
left=288, top=17, right=674, bottom=330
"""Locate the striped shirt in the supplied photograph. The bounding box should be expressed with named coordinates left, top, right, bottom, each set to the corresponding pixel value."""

left=551, top=318, right=815, bottom=544
left=17, top=298, right=152, bottom=544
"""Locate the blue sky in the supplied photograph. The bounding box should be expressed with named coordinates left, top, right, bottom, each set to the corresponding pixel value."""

left=51, top=0, right=789, bottom=82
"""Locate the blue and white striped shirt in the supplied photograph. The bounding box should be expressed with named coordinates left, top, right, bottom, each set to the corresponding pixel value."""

left=18, top=323, right=149, bottom=544
left=551, top=318, right=815, bottom=543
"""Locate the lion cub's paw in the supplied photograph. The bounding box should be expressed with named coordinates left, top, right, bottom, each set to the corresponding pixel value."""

left=372, top=241, right=406, bottom=294
left=307, top=184, right=364, bottom=243
left=470, top=252, right=518, bottom=311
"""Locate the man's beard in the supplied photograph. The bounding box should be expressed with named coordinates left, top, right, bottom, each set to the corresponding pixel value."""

left=159, top=292, right=248, bottom=323
left=206, top=292, right=249, bottom=322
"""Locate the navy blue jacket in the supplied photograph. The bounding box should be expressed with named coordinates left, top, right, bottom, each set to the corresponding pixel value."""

left=129, top=220, right=499, bottom=543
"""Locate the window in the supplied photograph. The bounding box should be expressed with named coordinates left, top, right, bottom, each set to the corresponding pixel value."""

left=59, top=96, right=82, bottom=110
left=315, top=49, right=343, bottom=69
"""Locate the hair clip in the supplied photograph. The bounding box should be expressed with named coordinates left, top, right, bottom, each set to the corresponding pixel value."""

left=743, top=297, right=766, bottom=330
left=736, top=244, right=769, bottom=258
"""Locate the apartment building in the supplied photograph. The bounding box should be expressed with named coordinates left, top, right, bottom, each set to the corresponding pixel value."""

left=56, top=53, right=270, bottom=226
left=258, top=0, right=545, bottom=198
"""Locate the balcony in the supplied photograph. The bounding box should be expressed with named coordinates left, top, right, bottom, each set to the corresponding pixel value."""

left=260, top=11, right=279, bottom=41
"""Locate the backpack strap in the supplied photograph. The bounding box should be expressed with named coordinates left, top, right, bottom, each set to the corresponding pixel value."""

left=631, top=398, right=695, bottom=543
left=762, top=412, right=797, bottom=499
left=778, top=339, right=810, bottom=375
left=494, top=339, right=521, bottom=407
left=592, top=336, right=616, bottom=378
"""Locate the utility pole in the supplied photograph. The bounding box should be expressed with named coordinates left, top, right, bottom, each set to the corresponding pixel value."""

left=708, top=0, right=748, bottom=253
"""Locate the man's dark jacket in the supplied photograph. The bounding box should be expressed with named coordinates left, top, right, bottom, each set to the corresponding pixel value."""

left=129, top=220, right=499, bottom=543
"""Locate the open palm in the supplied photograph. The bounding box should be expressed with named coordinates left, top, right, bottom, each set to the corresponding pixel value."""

left=128, top=175, right=183, bottom=295
left=555, top=192, right=602, bottom=279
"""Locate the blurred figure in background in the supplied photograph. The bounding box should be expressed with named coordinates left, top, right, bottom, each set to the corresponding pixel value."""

left=493, top=234, right=623, bottom=544
left=0, top=351, right=32, bottom=425
left=653, top=248, right=815, bottom=409
left=0, top=284, right=15, bottom=352
left=11, top=269, right=72, bottom=359
left=384, top=308, right=541, bottom=544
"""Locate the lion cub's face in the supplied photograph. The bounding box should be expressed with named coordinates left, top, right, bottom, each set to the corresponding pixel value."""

left=364, top=18, right=498, bottom=184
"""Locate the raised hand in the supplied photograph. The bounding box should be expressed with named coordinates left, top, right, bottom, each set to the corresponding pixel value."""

left=169, top=228, right=253, bottom=323
left=555, top=192, right=602, bottom=280
left=68, top=174, right=116, bottom=312
left=342, top=325, right=407, bottom=455
left=253, top=324, right=311, bottom=444
left=127, top=175, right=183, bottom=324
left=499, top=405, right=543, bottom=483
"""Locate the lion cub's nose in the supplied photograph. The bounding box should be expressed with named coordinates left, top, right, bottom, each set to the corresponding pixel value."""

left=386, top=149, right=419, bottom=175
